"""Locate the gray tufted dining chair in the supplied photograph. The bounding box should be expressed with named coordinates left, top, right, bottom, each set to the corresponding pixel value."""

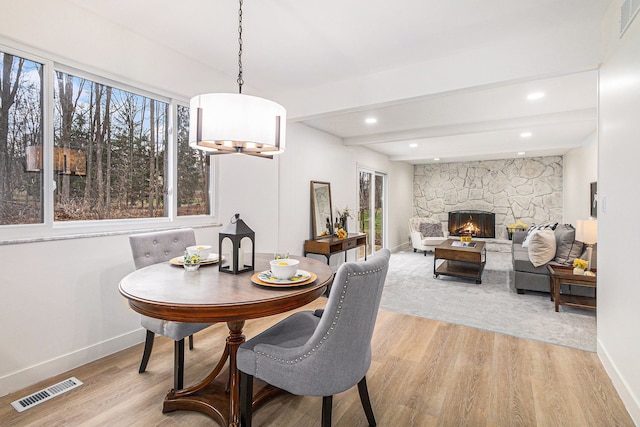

left=129, top=228, right=213, bottom=390
left=237, top=249, right=390, bottom=427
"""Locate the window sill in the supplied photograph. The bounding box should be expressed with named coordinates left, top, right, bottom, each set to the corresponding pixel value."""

left=0, top=219, right=223, bottom=246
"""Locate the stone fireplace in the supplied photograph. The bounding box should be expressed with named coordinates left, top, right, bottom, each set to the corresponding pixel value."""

left=413, top=157, right=563, bottom=241
left=448, top=210, right=495, bottom=238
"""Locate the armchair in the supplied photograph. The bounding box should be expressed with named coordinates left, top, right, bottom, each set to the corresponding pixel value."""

left=237, top=249, right=391, bottom=427
left=409, top=218, right=448, bottom=255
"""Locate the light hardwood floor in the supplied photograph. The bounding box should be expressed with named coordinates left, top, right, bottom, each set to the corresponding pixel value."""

left=0, top=299, right=633, bottom=426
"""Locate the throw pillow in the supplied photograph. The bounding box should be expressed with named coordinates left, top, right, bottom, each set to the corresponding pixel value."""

left=553, top=224, right=584, bottom=265
left=419, top=222, right=443, bottom=238
left=527, top=229, right=557, bottom=267
left=522, top=222, right=558, bottom=248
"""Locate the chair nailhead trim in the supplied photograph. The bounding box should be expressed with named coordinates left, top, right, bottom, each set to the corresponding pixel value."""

left=254, top=264, right=387, bottom=372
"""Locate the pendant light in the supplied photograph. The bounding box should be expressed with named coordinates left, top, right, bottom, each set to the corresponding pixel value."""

left=189, top=0, right=286, bottom=158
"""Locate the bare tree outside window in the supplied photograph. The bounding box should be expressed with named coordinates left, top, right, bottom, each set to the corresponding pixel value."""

left=0, top=51, right=43, bottom=225
left=177, top=104, right=209, bottom=216
left=1, top=49, right=213, bottom=231
left=53, top=72, right=168, bottom=221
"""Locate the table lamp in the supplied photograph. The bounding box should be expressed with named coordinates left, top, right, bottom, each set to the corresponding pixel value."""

left=576, top=219, right=597, bottom=271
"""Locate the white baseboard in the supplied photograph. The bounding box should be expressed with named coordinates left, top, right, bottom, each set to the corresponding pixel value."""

left=597, top=338, right=640, bottom=424
left=390, top=242, right=412, bottom=253
left=0, top=329, right=145, bottom=397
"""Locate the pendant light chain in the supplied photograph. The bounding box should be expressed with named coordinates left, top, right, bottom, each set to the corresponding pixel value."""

left=237, top=0, right=244, bottom=94
left=189, top=0, right=285, bottom=157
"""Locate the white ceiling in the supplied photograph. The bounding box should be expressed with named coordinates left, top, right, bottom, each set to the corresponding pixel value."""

left=67, top=0, right=609, bottom=164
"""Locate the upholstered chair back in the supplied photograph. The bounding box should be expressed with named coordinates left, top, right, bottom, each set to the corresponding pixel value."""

left=129, top=228, right=196, bottom=269
left=239, top=249, right=390, bottom=397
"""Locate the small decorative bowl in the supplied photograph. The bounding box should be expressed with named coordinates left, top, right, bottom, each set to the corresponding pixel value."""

left=269, top=258, right=300, bottom=280
left=183, top=251, right=201, bottom=272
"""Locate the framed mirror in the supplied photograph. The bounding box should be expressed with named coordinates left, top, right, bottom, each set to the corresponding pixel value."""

left=310, top=181, right=333, bottom=239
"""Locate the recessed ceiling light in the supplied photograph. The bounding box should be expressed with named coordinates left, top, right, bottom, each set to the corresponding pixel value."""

left=365, top=117, right=377, bottom=124
left=518, top=152, right=526, bottom=156
left=433, top=158, right=440, bottom=161
left=526, top=92, right=545, bottom=100
left=409, top=143, right=418, bottom=148
left=520, top=132, right=532, bottom=138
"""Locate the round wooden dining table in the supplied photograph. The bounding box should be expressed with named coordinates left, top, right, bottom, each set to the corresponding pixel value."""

left=119, top=253, right=334, bottom=427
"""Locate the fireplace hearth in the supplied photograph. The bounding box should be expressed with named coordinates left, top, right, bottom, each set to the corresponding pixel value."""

left=448, top=210, right=495, bottom=238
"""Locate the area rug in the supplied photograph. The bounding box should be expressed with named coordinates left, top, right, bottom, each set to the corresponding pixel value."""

left=380, top=250, right=597, bottom=352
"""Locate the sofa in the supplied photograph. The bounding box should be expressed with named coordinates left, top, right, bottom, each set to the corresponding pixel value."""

left=409, top=218, right=448, bottom=255
left=512, top=224, right=596, bottom=296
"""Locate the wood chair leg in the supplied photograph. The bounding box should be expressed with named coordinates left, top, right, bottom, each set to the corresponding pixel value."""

left=174, top=339, right=185, bottom=390
left=240, top=371, right=254, bottom=427
left=322, top=395, right=333, bottom=427
left=138, top=330, right=155, bottom=373
left=188, top=334, right=194, bottom=350
left=358, top=376, right=376, bottom=426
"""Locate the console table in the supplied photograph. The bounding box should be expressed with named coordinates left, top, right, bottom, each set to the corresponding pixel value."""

left=304, top=233, right=367, bottom=264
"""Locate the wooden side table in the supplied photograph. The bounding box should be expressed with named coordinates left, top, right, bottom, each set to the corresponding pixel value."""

left=547, top=264, right=597, bottom=312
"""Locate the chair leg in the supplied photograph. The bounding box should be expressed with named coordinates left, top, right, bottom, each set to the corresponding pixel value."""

left=138, top=330, right=155, bottom=374
left=188, top=334, right=194, bottom=350
left=240, top=371, right=254, bottom=427
left=322, top=395, right=333, bottom=427
left=358, top=376, right=376, bottom=426
left=174, top=339, right=185, bottom=390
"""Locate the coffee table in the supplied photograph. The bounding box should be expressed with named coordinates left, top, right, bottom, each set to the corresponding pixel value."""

left=433, top=239, right=486, bottom=284
left=547, top=264, right=597, bottom=312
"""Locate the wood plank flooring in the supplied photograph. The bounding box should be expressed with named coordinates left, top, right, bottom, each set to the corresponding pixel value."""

left=0, top=299, right=633, bottom=426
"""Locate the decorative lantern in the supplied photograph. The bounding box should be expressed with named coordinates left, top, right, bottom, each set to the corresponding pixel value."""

left=219, top=213, right=255, bottom=274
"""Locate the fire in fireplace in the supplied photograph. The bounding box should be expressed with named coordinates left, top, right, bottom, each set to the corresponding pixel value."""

left=448, top=210, right=495, bottom=238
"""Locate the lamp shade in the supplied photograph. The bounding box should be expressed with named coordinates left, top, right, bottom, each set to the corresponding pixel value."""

left=576, top=219, right=597, bottom=244
left=189, top=93, right=286, bottom=157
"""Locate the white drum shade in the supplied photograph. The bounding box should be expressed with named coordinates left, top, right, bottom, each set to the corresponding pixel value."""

left=189, top=93, right=286, bottom=157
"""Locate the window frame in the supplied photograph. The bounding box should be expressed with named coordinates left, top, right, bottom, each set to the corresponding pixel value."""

left=0, top=44, right=218, bottom=244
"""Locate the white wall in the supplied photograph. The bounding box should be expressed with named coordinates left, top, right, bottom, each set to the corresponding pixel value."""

left=0, top=227, right=218, bottom=395
left=276, top=123, right=413, bottom=265
left=563, top=132, right=598, bottom=226
left=597, top=0, right=640, bottom=423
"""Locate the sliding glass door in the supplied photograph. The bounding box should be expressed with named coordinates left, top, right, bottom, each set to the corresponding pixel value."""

left=358, top=168, right=386, bottom=258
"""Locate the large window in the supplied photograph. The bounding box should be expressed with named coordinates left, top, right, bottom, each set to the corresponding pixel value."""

left=0, top=52, right=43, bottom=225
left=0, top=46, right=214, bottom=239
left=53, top=71, right=168, bottom=221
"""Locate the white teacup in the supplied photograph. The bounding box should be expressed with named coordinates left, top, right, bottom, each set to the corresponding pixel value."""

left=269, top=258, right=300, bottom=280
left=187, top=245, right=212, bottom=260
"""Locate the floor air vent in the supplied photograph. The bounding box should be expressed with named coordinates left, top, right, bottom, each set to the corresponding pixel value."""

left=11, top=377, right=83, bottom=413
